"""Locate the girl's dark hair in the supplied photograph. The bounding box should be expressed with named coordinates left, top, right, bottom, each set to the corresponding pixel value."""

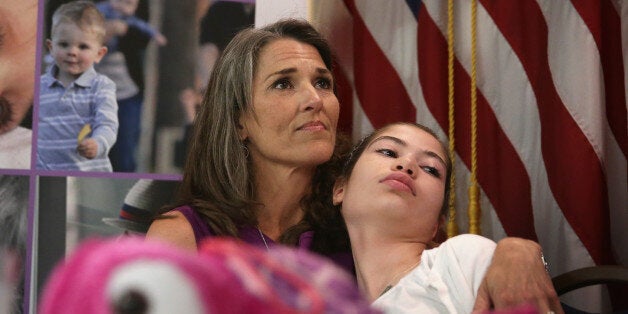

left=289, top=132, right=353, bottom=253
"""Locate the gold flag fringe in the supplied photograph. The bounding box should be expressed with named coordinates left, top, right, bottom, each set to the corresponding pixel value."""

left=446, top=0, right=459, bottom=238
left=447, top=0, right=482, bottom=236
left=467, top=0, right=481, bottom=235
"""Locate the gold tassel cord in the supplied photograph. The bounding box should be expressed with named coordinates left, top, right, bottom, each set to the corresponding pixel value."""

left=446, top=0, right=458, bottom=238
left=468, top=0, right=481, bottom=235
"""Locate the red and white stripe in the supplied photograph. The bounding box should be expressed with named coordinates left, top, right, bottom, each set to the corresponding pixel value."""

left=310, top=0, right=627, bottom=311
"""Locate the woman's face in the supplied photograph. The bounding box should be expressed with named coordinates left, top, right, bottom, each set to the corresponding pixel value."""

left=0, top=0, right=36, bottom=134
left=239, top=38, right=339, bottom=169
left=334, top=124, right=448, bottom=239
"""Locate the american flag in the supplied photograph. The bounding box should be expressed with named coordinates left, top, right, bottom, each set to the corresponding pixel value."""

left=309, top=0, right=627, bottom=311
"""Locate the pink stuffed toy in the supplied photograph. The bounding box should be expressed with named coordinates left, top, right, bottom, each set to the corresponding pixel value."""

left=39, top=237, right=377, bottom=314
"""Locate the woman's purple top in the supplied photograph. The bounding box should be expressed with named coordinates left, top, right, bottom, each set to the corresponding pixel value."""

left=173, top=205, right=354, bottom=272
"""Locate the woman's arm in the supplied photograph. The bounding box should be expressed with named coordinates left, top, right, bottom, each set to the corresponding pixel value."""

left=473, top=237, right=563, bottom=313
left=145, top=211, right=197, bottom=251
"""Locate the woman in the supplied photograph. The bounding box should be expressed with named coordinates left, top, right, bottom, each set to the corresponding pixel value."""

left=330, top=122, right=503, bottom=312
left=147, top=18, right=345, bottom=252
left=146, top=19, right=560, bottom=310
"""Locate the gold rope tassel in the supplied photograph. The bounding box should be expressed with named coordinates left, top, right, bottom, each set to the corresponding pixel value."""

left=467, top=0, right=481, bottom=235
left=446, top=0, right=458, bottom=238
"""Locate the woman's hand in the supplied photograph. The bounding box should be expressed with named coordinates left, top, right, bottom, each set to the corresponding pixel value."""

left=473, top=237, right=563, bottom=313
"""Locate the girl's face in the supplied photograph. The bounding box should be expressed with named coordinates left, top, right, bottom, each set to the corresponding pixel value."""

left=334, top=124, right=448, bottom=240
left=238, top=39, right=339, bottom=170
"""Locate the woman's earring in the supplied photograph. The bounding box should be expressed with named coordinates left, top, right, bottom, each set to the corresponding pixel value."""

left=242, top=144, right=249, bottom=158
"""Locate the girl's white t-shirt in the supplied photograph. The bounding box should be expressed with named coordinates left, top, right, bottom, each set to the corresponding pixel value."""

left=372, top=234, right=496, bottom=314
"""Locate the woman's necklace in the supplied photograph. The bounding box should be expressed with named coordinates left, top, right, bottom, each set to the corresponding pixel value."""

left=257, top=227, right=270, bottom=251
left=379, top=258, right=421, bottom=297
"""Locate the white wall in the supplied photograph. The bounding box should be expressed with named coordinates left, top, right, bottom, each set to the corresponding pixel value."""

left=255, top=0, right=309, bottom=27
